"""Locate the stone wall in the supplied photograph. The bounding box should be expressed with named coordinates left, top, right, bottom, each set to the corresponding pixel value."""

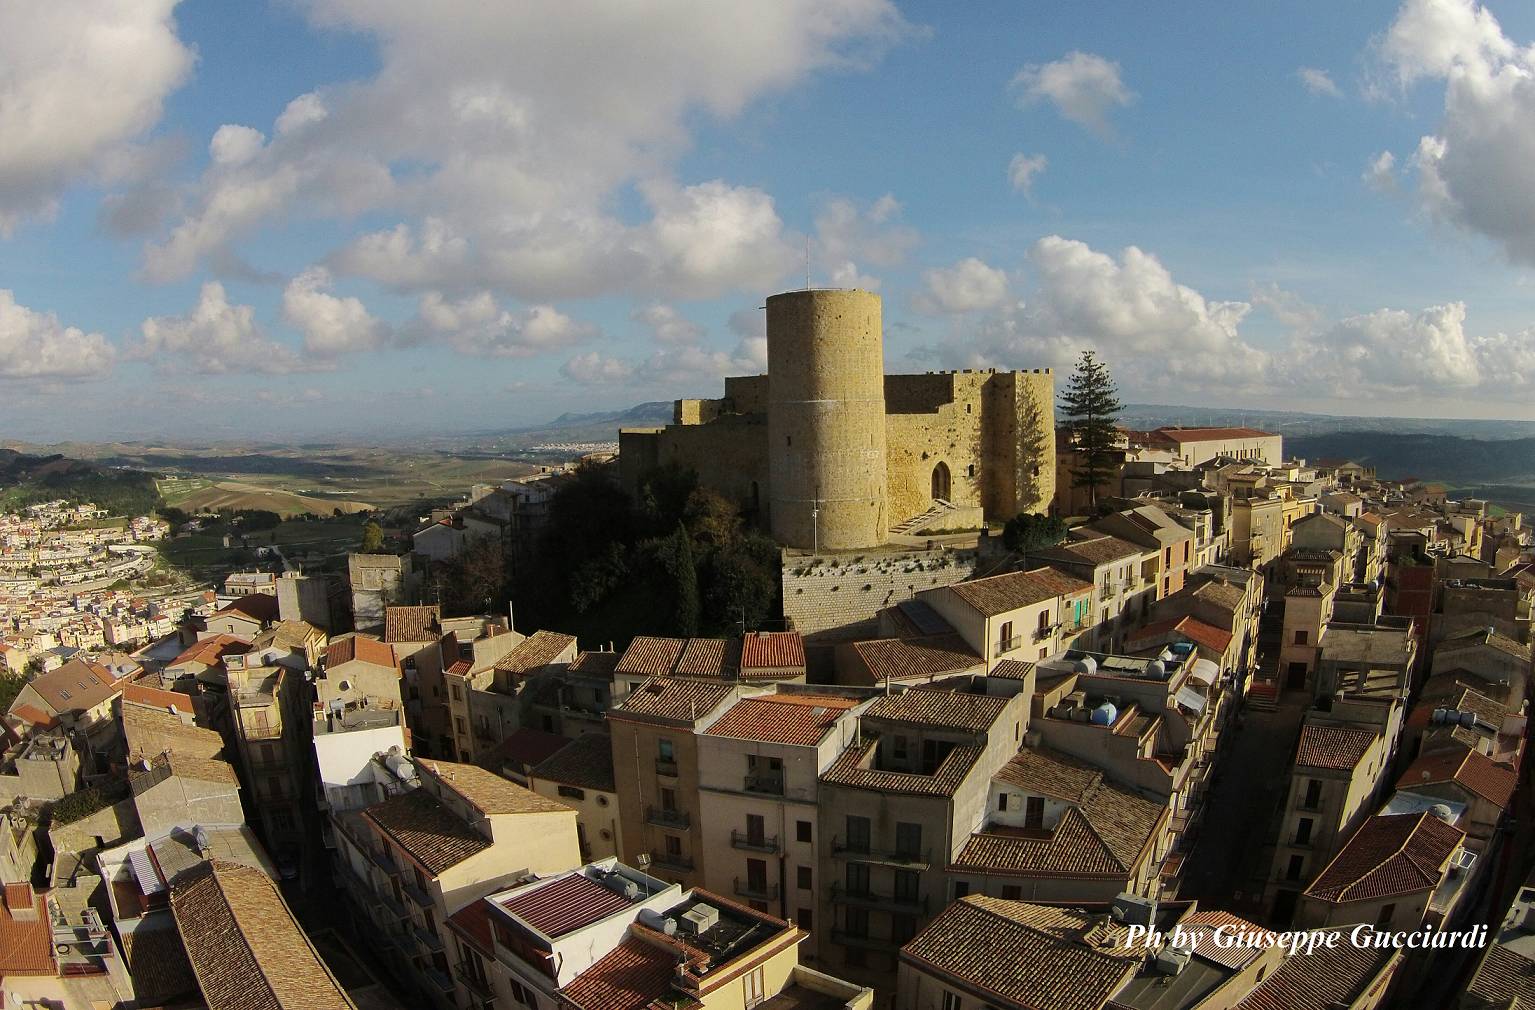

left=782, top=546, right=980, bottom=643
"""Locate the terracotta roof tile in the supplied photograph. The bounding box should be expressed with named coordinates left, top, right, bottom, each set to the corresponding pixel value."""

left=901, top=896, right=1140, bottom=1010
left=496, top=630, right=578, bottom=675
left=1400, top=744, right=1517, bottom=807
left=609, top=677, right=734, bottom=726
left=384, top=605, right=440, bottom=643
left=1125, top=615, right=1233, bottom=655
left=531, top=732, right=616, bottom=792
left=989, top=659, right=1036, bottom=681
left=865, top=689, right=1009, bottom=732
left=0, top=886, right=54, bottom=979
left=1465, top=943, right=1535, bottom=1008
left=169, top=635, right=251, bottom=669
left=325, top=636, right=396, bottom=670
left=1037, top=535, right=1147, bottom=567
left=215, top=594, right=279, bottom=624
left=123, top=704, right=225, bottom=761
left=739, top=632, right=806, bottom=674
left=703, top=695, right=856, bottom=746
left=847, top=634, right=982, bottom=684
left=485, top=728, right=572, bottom=772
left=363, top=788, right=491, bottom=875
left=169, top=859, right=354, bottom=1010
left=24, top=658, right=120, bottom=715
left=561, top=936, right=677, bottom=1010
left=614, top=637, right=686, bottom=677
left=500, top=873, right=633, bottom=937
left=674, top=638, right=731, bottom=676
left=822, top=739, right=982, bottom=797
left=447, top=900, right=495, bottom=956
left=569, top=651, right=622, bottom=676
left=1294, top=724, right=1378, bottom=771
left=122, top=680, right=196, bottom=712
left=1234, top=930, right=1397, bottom=1010
left=121, top=924, right=197, bottom=1004
left=1304, top=812, right=1463, bottom=904
left=948, top=567, right=1093, bottom=618
left=1152, top=426, right=1276, bottom=443
left=423, top=758, right=573, bottom=816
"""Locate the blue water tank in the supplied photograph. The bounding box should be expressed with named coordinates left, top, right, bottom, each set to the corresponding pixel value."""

left=1090, top=703, right=1118, bottom=725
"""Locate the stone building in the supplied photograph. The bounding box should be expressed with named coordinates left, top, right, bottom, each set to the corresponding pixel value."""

left=620, top=289, right=1055, bottom=551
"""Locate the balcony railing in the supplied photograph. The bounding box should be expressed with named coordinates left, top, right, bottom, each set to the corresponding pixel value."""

left=423, top=966, right=456, bottom=994
left=744, top=772, right=784, bottom=796
left=730, top=830, right=779, bottom=853
left=1033, top=621, right=1061, bottom=642
left=993, top=635, right=1023, bottom=657
left=402, top=881, right=433, bottom=909
left=831, top=838, right=932, bottom=868
left=414, top=925, right=444, bottom=953
left=734, top=878, right=779, bottom=901
left=829, top=882, right=928, bottom=915
left=655, top=758, right=679, bottom=777
left=651, top=852, right=694, bottom=872
left=455, top=964, right=495, bottom=1000
left=646, top=805, right=690, bottom=829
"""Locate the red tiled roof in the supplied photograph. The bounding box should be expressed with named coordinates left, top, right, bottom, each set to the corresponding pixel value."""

left=1125, top=615, right=1233, bottom=655
left=1305, top=812, right=1463, bottom=904
left=384, top=605, right=440, bottom=643
left=8, top=704, right=56, bottom=729
left=1294, top=724, right=1378, bottom=771
left=214, top=593, right=278, bottom=623
left=1235, top=931, right=1397, bottom=1010
left=561, top=936, right=676, bottom=1010
left=0, top=886, right=55, bottom=978
left=674, top=638, right=730, bottom=676
left=500, top=874, right=633, bottom=938
left=489, top=728, right=573, bottom=771
left=447, top=900, right=495, bottom=956
left=169, top=635, right=250, bottom=669
left=122, top=680, right=195, bottom=712
left=823, top=739, right=982, bottom=797
left=326, top=635, right=396, bottom=670
left=847, top=634, right=981, bottom=685
left=703, top=695, right=856, bottom=746
left=609, top=677, right=734, bottom=726
left=948, top=567, right=1093, bottom=617
left=614, top=637, right=686, bottom=678
left=497, top=631, right=578, bottom=676
left=1400, top=745, right=1517, bottom=807
left=739, top=632, right=806, bottom=673
left=866, top=689, right=1009, bottom=732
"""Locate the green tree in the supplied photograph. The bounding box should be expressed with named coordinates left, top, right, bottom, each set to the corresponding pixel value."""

left=702, top=533, right=780, bottom=634
left=1059, top=350, right=1123, bottom=507
left=438, top=536, right=507, bottom=616
left=1003, top=513, right=1068, bottom=555
left=684, top=487, right=742, bottom=551
left=662, top=523, right=700, bottom=636
left=359, top=519, right=384, bottom=553
left=637, top=463, right=699, bottom=536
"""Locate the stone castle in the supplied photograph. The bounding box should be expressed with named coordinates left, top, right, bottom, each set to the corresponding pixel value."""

left=620, top=288, right=1055, bottom=551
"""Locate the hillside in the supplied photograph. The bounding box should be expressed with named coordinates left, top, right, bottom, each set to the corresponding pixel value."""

left=1287, top=432, right=1535, bottom=486
left=0, top=450, right=160, bottom=516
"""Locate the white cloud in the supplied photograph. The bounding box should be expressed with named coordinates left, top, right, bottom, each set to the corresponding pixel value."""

left=0, top=0, right=193, bottom=234
left=282, top=267, right=391, bottom=356
left=139, top=283, right=312, bottom=374
left=1363, top=150, right=1398, bottom=192
left=930, top=236, right=1268, bottom=394
left=137, top=0, right=908, bottom=297
left=1007, top=153, right=1048, bottom=195
left=561, top=352, right=634, bottom=384
left=1374, top=0, right=1535, bottom=264
left=1012, top=52, right=1133, bottom=136
left=915, top=258, right=1011, bottom=314
left=1296, top=67, right=1342, bottom=97
left=0, top=291, right=115, bottom=379
left=1294, top=303, right=1481, bottom=395
left=209, top=125, right=266, bottom=167
left=632, top=303, right=704, bottom=345
left=413, top=292, right=596, bottom=357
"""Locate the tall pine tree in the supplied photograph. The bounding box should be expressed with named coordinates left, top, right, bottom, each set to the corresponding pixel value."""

left=1059, top=350, right=1123, bottom=507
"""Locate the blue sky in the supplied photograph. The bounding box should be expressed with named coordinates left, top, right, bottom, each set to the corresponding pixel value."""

left=3, top=0, right=1535, bottom=442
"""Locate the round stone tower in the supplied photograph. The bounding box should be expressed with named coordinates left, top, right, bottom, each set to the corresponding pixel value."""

left=766, top=289, right=888, bottom=551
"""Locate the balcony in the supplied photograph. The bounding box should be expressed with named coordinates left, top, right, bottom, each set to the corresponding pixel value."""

left=456, top=964, right=495, bottom=1001
left=993, top=635, right=1022, bottom=658
left=650, top=852, right=694, bottom=872
left=831, top=930, right=896, bottom=951
left=831, top=839, right=932, bottom=869
left=1032, top=621, right=1061, bottom=643
left=374, top=890, right=409, bottom=922
left=829, top=882, right=928, bottom=915
left=655, top=758, right=679, bottom=778
left=734, top=878, right=779, bottom=901
left=414, top=925, right=445, bottom=953
left=402, top=880, right=433, bottom=909
left=422, top=965, right=456, bottom=995
left=744, top=772, right=784, bottom=796
left=647, top=805, right=690, bottom=830
left=730, top=830, right=779, bottom=853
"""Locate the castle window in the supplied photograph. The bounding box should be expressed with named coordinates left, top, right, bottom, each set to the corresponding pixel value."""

left=967, top=464, right=975, bottom=478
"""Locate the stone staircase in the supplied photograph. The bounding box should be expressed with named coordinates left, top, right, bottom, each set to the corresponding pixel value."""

left=890, top=499, right=957, bottom=536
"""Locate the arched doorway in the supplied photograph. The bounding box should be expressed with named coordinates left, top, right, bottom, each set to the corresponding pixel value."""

left=931, top=461, right=951, bottom=502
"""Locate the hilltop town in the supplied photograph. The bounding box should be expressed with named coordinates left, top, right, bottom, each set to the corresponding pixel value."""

left=0, top=288, right=1528, bottom=1010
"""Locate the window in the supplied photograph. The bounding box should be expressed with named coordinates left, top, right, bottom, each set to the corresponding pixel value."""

left=665, top=835, right=683, bottom=858
left=892, top=734, right=908, bottom=760
left=1294, top=629, right=1308, bottom=645
left=509, top=977, right=535, bottom=1007
left=894, top=869, right=919, bottom=903
left=891, top=914, right=917, bottom=945
left=846, top=863, right=869, bottom=896
left=660, top=787, right=677, bottom=811
left=997, top=793, right=1008, bottom=812
left=797, top=907, right=813, bottom=931
left=1294, top=818, right=1314, bottom=846
left=746, top=813, right=766, bottom=846
left=942, top=991, right=962, bottom=1010
left=796, top=820, right=812, bottom=844
left=451, top=684, right=462, bottom=701
left=455, top=717, right=466, bottom=734
left=845, top=815, right=871, bottom=853
left=747, top=858, right=768, bottom=892
left=558, top=785, right=586, bottom=800
left=845, top=907, right=869, bottom=938
left=953, top=881, right=970, bottom=900
left=1303, top=779, right=1323, bottom=809
left=1376, top=903, right=1395, bottom=928
left=1001, top=885, right=1021, bottom=900
left=895, top=822, right=922, bottom=858
left=658, top=738, right=674, bottom=760
left=1025, top=796, right=1045, bottom=829
left=1286, top=855, right=1304, bottom=881
left=797, top=866, right=812, bottom=890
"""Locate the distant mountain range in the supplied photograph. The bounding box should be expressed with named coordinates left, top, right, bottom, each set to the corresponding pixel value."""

left=1286, top=433, right=1535, bottom=487
left=0, top=449, right=161, bottom=515
left=1118, top=404, right=1535, bottom=440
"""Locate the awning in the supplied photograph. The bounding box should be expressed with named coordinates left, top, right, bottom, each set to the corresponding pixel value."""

left=1175, top=685, right=1207, bottom=715
left=1189, top=659, right=1219, bottom=686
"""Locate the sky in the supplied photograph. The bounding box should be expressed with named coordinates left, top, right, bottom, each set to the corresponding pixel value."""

left=4, top=0, right=1535, bottom=443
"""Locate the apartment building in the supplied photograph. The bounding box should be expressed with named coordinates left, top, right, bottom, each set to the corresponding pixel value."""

left=1394, top=743, right=1517, bottom=854
left=223, top=650, right=307, bottom=867
left=1090, top=505, right=1198, bottom=599
left=608, top=676, right=740, bottom=887
left=446, top=860, right=871, bottom=1010
left=348, top=758, right=579, bottom=1006
left=527, top=649, right=621, bottom=736
left=1297, top=811, right=1470, bottom=932
left=1430, top=627, right=1530, bottom=709
left=695, top=691, right=864, bottom=955
left=529, top=732, right=622, bottom=861
left=1030, top=533, right=1158, bottom=653
left=816, top=689, right=1027, bottom=989
left=920, top=567, right=1093, bottom=668
left=438, top=624, right=547, bottom=761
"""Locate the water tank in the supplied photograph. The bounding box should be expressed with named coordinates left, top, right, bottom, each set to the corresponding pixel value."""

left=1431, top=708, right=1449, bottom=725
left=1459, top=711, right=1477, bottom=728
left=766, top=289, right=889, bottom=551
left=1431, top=803, right=1455, bottom=823
left=638, top=909, right=677, bottom=936
left=1146, top=660, right=1166, bottom=679
left=1072, top=656, right=1098, bottom=675
left=1090, top=703, right=1118, bottom=726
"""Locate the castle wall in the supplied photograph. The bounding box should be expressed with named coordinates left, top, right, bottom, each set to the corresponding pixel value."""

left=781, top=546, right=980, bottom=643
